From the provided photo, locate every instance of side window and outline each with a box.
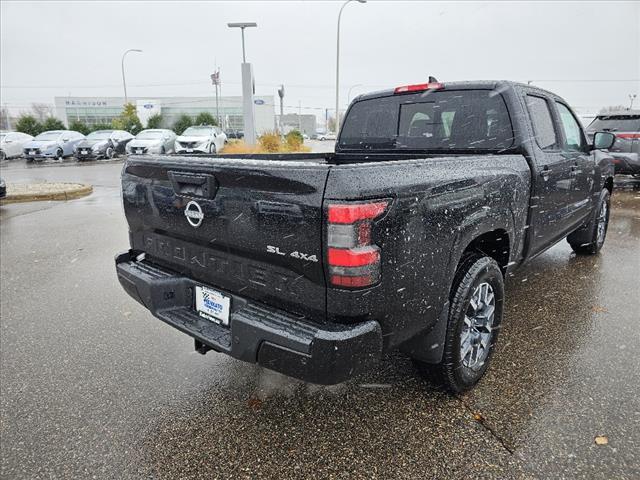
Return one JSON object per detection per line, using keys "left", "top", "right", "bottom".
{"left": 556, "top": 102, "right": 585, "bottom": 151}
{"left": 526, "top": 95, "right": 557, "bottom": 149}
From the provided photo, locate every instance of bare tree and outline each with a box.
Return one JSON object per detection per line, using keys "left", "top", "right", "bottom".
{"left": 31, "top": 103, "right": 53, "bottom": 122}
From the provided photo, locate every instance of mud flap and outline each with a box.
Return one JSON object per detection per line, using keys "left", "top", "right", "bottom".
{"left": 400, "top": 301, "right": 449, "bottom": 364}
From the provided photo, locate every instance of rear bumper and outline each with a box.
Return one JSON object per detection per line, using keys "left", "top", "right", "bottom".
{"left": 611, "top": 152, "right": 640, "bottom": 175}
{"left": 115, "top": 250, "right": 382, "bottom": 384}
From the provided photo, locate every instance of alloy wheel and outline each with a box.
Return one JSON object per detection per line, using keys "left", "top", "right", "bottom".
{"left": 460, "top": 282, "right": 495, "bottom": 370}
{"left": 597, "top": 200, "right": 608, "bottom": 245}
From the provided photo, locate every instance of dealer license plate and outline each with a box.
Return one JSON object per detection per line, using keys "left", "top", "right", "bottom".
{"left": 195, "top": 286, "right": 230, "bottom": 326}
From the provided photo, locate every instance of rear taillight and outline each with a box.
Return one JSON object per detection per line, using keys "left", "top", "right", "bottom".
{"left": 616, "top": 133, "right": 640, "bottom": 139}
{"left": 326, "top": 200, "right": 389, "bottom": 288}
{"left": 394, "top": 82, "right": 444, "bottom": 94}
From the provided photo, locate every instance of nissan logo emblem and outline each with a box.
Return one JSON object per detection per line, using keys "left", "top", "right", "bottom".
{"left": 184, "top": 200, "right": 204, "bottom": 227}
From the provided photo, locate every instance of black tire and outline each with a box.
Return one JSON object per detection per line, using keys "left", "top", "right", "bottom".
{"left": 0, "top": 151, "right": 6, "bottom": 161}
{"left": 416, "top": 254, "right": 504, "bottom": 393}
{"left": 209, "top": 142, "right": 217, "bottom": 154}
{"left": 567, "top": 189, "right": 610, "bottom": 255}
{"left": 160, "top": 146, "right": 166, "bottom": 154}
{"left": 106, "top": 146, "right": 114, "bottom": 159}
{"left": 56, "top": 148, "right": 64, "bottom": 161}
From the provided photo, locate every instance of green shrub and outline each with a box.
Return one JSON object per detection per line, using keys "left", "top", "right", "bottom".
{"left": 41, "top": 117, "right": 66, "bottom": 131}
{"left": 146, "top": 113, "right": 163, "bottom": 129}
{"left": 69, "top": 120, "right": 90, "bottom": 136}
{"left": 173, "top": 114, "right": 194, "bottom": 135}
{"left": 15, "top": 115, "right": 42, "bottom": 136}
{"left": 194, "top": 112, "right": 217, "bottom": 126}
{"left": 111, "top": 103, "right": 143, "bottom": 134}
{"left": 284, "top": 130, "right": 304, "bottom": 151}
{"left": 258, "top": 131, "right": 282, "bottom": 152}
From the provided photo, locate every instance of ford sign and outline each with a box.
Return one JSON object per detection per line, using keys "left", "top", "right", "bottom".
{"left": 143, "top": 104, "right": 154, "bottom": 109}
{"left": 254, "top": 99, "right": 265, "bottom": 105}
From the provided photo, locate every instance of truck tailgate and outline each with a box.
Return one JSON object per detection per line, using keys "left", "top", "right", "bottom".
{"left": 122, "top": 156, "right": 330, "bottom": 321}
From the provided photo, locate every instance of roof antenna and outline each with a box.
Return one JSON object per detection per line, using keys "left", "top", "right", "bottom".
{"left": 428, "top": 76, "right": 438, "bottom": 83}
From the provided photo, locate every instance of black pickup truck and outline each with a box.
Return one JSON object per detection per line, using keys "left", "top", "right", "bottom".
{"left": 116, "top": 81, "right": 615, "bottom": 392}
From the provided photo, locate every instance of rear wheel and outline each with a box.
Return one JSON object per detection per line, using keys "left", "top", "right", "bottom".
{"left": 106, "top": 146, "right": 114, "bottom": 159}
{"left": 0, "top": 151, "right": 6, "bottom": 161}
{"left": 209, "top": 142, "right": 217, "bottom": 154}
{"left": 415, "top": 254, "right": 504, "bottom": 393}
{"left": 56, "top": 148, "right": 64, "bottom": 161}
{"left": 567, "top": 189, "right": 610, "bottom": 255}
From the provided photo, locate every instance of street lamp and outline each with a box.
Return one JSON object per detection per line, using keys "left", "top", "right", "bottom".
{"left": 227, "top": 22, "right": 257, "bottom": 63}
{"left": 335, "top": 0, "right": 366, "bottom": 132}
{"left": 228, "top": 22, "right": 258, "bottom": 144}
{"left": 630, "top": 94, "right": 637, "bottom": 110}
{"left": 121, "top": 49, "right": 142, "bottom": 105}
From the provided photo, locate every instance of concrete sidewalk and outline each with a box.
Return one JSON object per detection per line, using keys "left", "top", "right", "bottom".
{"left": 0, "top": 182, "right": 93, "bottom": 204}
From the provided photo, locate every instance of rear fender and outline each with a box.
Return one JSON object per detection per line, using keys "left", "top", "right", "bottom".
{"left": 400, "top": 208, "right": 514, "bottom": 364}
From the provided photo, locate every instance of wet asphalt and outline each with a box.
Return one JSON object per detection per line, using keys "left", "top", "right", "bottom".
{"left": 0, "top": 159, "right": 639, "bottom": 479}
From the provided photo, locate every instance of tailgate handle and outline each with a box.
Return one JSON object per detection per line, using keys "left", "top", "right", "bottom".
{"left": 168, "top": 172, "right": 218, "bottom": 199}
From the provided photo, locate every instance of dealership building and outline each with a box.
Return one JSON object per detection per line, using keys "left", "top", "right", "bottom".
{"left": 53, "top": 96, "right": 276, "bottom": 133}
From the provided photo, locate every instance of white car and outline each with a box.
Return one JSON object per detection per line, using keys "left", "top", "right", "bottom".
{"left": 126, "top": 129, "right": 177, "bottom": 155}
{"left": 175, "top": 125, "right": 227, "bottom": 154}
{"left": 318, "top": 132, "right": 337, "bottom": 141}
{"left": 0, "top": 131, "right": 33, "bottom": 160}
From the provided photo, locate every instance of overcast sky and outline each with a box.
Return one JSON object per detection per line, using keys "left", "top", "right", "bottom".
{"left": 1, "top": 0, "right": 639, "bottom": 118}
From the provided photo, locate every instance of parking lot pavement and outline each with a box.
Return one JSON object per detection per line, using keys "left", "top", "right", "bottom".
{"left": 1, "top": 160, "right": 639, "bottom": 479}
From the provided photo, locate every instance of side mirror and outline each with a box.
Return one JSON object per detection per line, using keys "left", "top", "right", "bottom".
{"left": 593, "top": 131, "right": 615, "bottom": 150}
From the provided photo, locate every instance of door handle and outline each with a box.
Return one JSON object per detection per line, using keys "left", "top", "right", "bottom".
{"left": 168, "top": 171, "right": 218, "bottom": 199}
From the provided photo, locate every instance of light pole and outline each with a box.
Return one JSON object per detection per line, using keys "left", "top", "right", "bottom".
{"left": 228, "top": 22, "right": 258, "bottom": 144}
{"left": 228, "top": 22, "right": 257, "bottom": 63}
{"left": 121, "top": 49, "right": 142, "bottom": 105}
{"left": 630, "top": 94, "right": 637, "bottom": 110}
{"left": 335, "top": 0, "right": 366, "bottom": 132}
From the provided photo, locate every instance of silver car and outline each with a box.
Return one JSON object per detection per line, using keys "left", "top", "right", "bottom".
{"left": 586, "top": 110, "right": 640, "bottom": 176}
{"left": 0, "top": 131, "right": 33, "bottom": 160}
{"left": 23, "top": 130, "right": 85, "bottom": 161}
{"left": 126, "top": 129, "right": 177, "bottom": 155}
{"left": 175, "top": 126, "right": 227, "bottom": 154}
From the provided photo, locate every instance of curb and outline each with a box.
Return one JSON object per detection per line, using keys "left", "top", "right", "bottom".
{"left": 0, "top": 183, "right": 93, "bottom": 204}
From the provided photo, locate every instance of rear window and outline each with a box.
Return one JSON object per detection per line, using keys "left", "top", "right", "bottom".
{"left": 587, "top": 115, "right": 640, "bottom": 132}
{"left": 338, "top": 89, "right": 514, "bottom": 151}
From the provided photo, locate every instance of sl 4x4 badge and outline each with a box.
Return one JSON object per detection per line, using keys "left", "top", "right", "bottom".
{"left": 267, "top": 245, "right": 318, "bottom": 262}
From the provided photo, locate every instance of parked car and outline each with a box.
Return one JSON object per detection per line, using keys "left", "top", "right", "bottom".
{"left": 115, "top": 80, "right": 615, "bottom": 392}
{"left": 318, "top": 132, "right": 337, "bottom": 141}
{"left": 74, "top": 130, "right": 133, "bottom": 161}
{"left": 175, "top": 126, "right": 226, "bottom": 154}
{"left": 585, "top": 111, "right": 639, "bottom": 176}
{"left": 23, "top": 130, "right": 84, "bottom": 161}
{"left": 0, "top": 131, "right": 33, "bottom": 160}
{"left": 0, "top": 177, "right": 6, "bottom": 198}
{"left": 225, "top": 129, "right": 244, "bottom": 140}
{"left": 126, "top": 129, "right": 176, "bottom": 155}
